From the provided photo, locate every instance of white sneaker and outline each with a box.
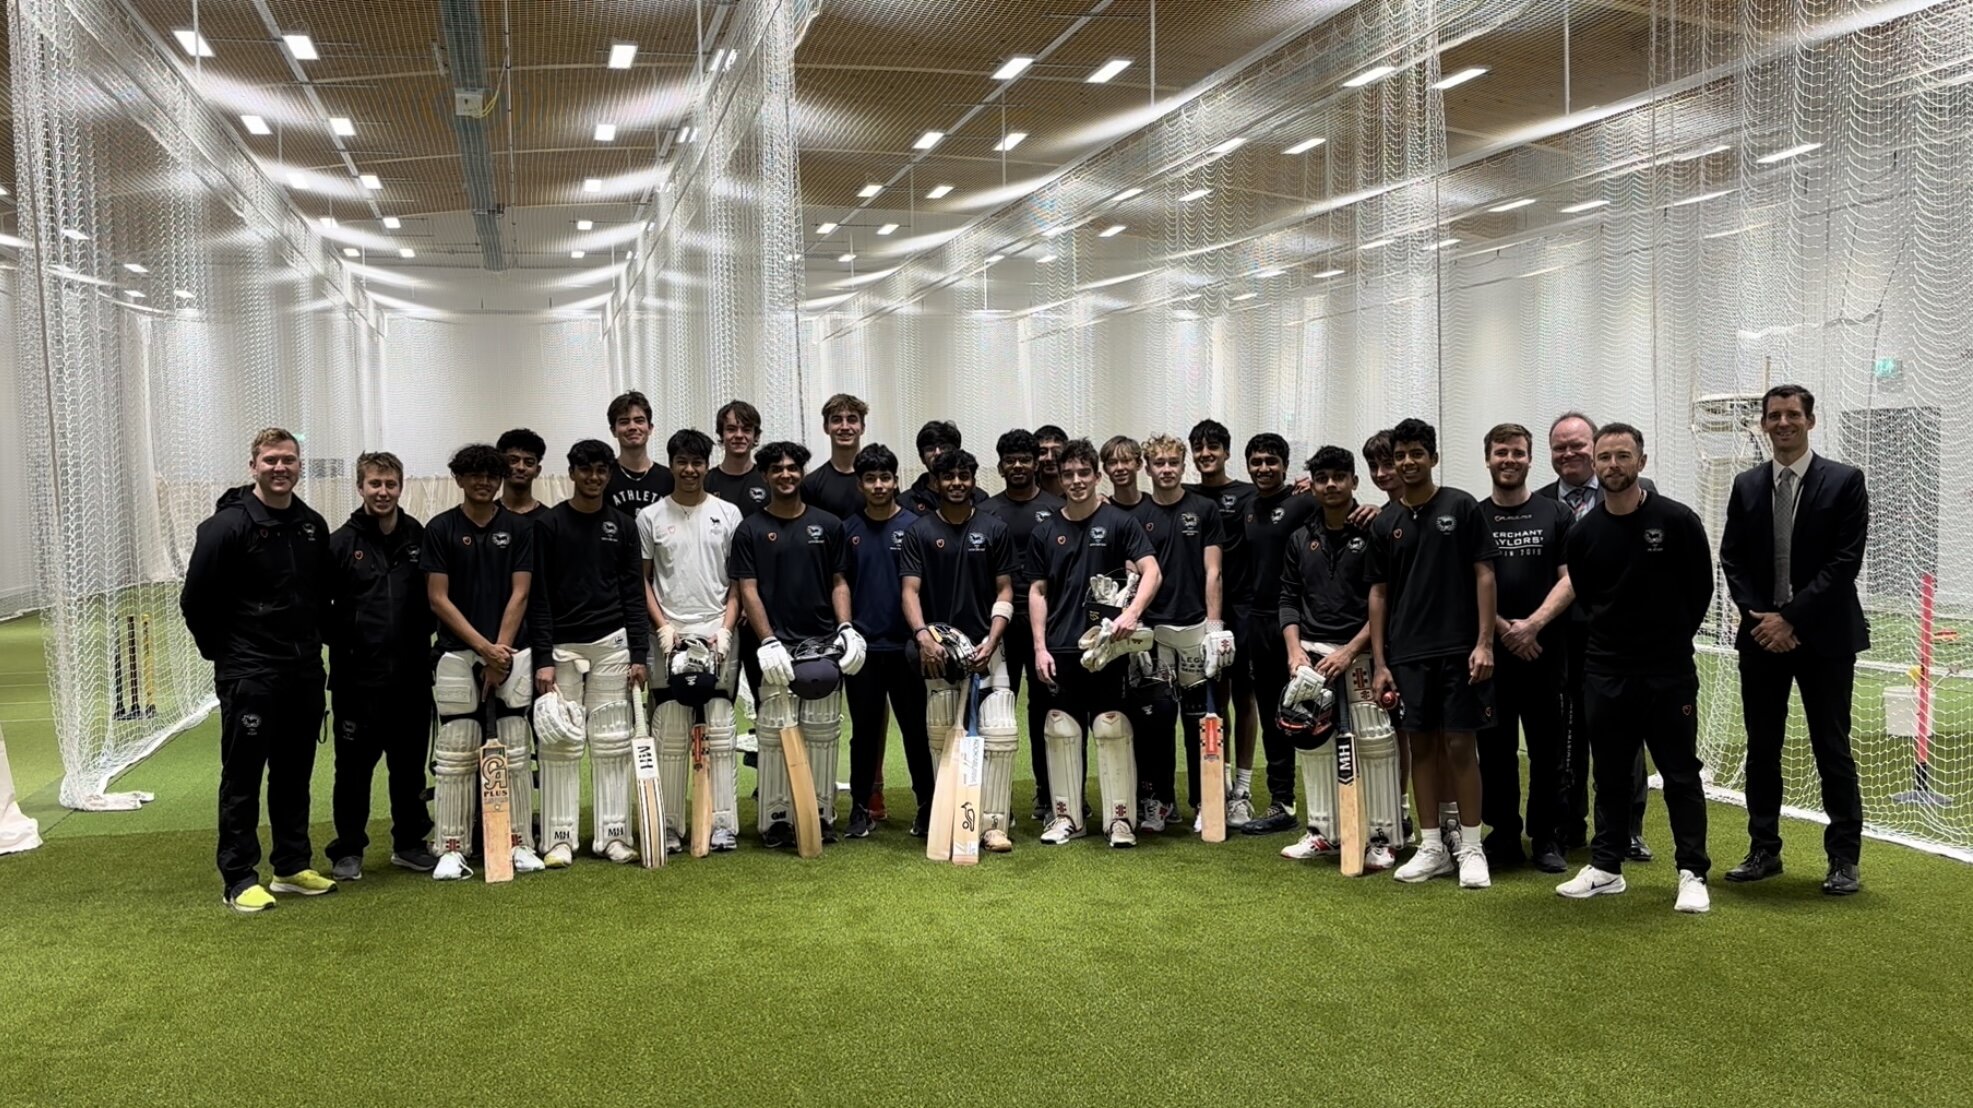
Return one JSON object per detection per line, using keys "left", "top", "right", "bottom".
{"left": 544, "top": 842, "right": 575, "bottom": 869}
{"left": 1107, "top": 820, "right": 1137, "bottom": 849}
{"left": 736, "top": 730, "right": 759, "bottom": 754}
{"left": 1281, "top": 830, "right": 1339, "bottom": 860}
{"left": 1555, "top": 865, "right": 1627, "bottom": 899}
{"left": 1364, "top": 842, "right": 1398, "bottom": 872}
{"left": 1455, "top": 844, "right": 1492, "bottom": 889}
{"left": 1676, "top": 869, "right": 1711, "bottom": 914}
{"left": 432, "top": 851, "right": 472, "bottom": 881}
{"left": 1138, "top": 798, "right": 1165, "bottom": 833}
{"left": 1039, "top": 815, "right": 1086, "bottom": 845}
{"left": 603, "top": 840, "right": 637, "bottom": 865}
{"left": 1394, "top": 843, "right": 1454, "bottom": 883}
{"left": 1191, "top": 811, "right": 1203, "bottom": 834}
{"left": 664, "top": 830, "right": 684, "bottom": 855}
{"left": 512, "top": 846, "right": 546, "bottom": 874}
{"left": 709, "top": 828, "right": 738, "bottom": 852}
{"left": 1227, "top": 790, "right": 1254, "bottom": 827}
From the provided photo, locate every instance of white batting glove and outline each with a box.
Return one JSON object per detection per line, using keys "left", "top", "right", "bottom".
{"left": 713, "top": 627, "right": 732, "bottom": 661}
{"left": 657, "top": 624, "right": 679, "bottom": 657}
{"left": 1204, "top": 624, "right": 1236, "bottom": 678}
{"left": 1283, "top": 665, "right": 1327, "bottom": 706}
{"left": 836, "top": 623, "right": 867, "bottom": 676}
{"left": 757, "top": 637, "right": 794, "bottom": 687}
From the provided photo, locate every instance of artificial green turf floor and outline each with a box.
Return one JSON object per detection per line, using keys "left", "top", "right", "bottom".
{"left": 3, "top": 611, "right": 1973, "bottom": 1107}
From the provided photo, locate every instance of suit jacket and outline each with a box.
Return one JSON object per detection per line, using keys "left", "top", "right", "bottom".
{"left": 1718, "top": 454, "right": 1869, "bottom": 657}
{"left": 1533, "top": 475, "right": 1655, "bottom": 503}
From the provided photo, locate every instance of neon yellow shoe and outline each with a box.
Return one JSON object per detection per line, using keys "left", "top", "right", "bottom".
{"left": 225, "top": 884, "right": 276, "bottom": 913}
{"left": 270, "top": 869, "right": 339, "bottom": 896}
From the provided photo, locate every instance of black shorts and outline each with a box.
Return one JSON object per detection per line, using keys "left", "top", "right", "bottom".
{"left": 1391, "top": 652, "right": 1494, "bottom": 733}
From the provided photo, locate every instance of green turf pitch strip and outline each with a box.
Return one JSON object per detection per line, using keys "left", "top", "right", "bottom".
{"left": 3, "top": 613, "right": 1973, "bottom": 1106}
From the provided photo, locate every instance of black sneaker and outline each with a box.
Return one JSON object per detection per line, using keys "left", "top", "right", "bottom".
{"left": 1483, "top": 836, "right": 1527, "bottom": 869}
{"left": 390, "top": 848, "right": 439, "bottom": 873}
{"left": 847, "top": 806, "right": 873, "bottom": 839}
{"left": 1241, "top": 801, "right": 1298, "bottom": 835}
{"left": 330, "top": 855, "right": 363, "bottom": 882}
{"left": 1531, "top": 841, "right": 1568, "bottom": 874}
{"left": 821, "top": 819, "right": 840, "bottom": 845}
{"left": 762, "top": 821, "right": 794, "bottom": 849}
{"left": 909, "top": 809, "right": 930, "bottom": 838}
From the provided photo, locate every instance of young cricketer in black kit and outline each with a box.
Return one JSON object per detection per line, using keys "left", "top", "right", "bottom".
{"left": 1475, "top": 424, "right": 1575, "bottom": 874}
{"left": 1136, "top": 434, "right": 1232, "bottom": 831}
{"left": 1028, "top": 439, "right": 1161, "bottom": 847}
{"left": 530, "top": 440, "right": 652, "bottom": 866}
{"left": 603, "top": 390, "right": 675, "bottom": 517}
{"left": 731, "top": 441, "right": 860, "bottom": 845}
{"left": 1186, "top": 420, "right": 1262, "bottom": 825}
{"left": 800, "top": 393, "right": 871, "bottom": 520}
{"left": 706, "top": 399, "right": 771, "bottom": 515}
{"left": 421, "top": 444, "right": 539, "bottom": 880}
{"left": 901, "top": 449, "right": 1019, "bottom": 852}
{"left": 980, "top": 429, "right": 1066, "bottom": 819}
{"left": 1555, "top": 423, "right": 1714, "bottom": 914}
{"left": 181, "top": 428, "right": 336, "bottom": 911}
{"left": 498, "top": 428, "right": 550, "bottom": 518}
{"left": 1034, "top": 424, "right": 1069, "bottom": 499}
{"left": 1237, "top": 433, "right": 1318, "bottom": 834}
{"left": 840, "top": 445, "right": 927, "bottom": 837}
{"left": 903, "top": 420, "right": 990, "bottom": 517}
{"left": 1368, "top": 418, "right": 1499, "bottom": 889}
{"left": 325, "top": 451, "right": 438, "bottom": 881}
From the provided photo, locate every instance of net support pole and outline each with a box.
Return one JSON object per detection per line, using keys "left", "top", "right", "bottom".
{"left": 1895, "top": 572, "right": 1951, "bottom": 807}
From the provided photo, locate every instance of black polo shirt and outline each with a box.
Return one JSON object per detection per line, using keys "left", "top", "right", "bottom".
{"left": 728, "top": 505, "right": 848, "bottom": 642}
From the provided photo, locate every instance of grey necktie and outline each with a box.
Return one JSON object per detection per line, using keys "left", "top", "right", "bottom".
{"left": 1565, "top": 485, "right": 1592, "bottom": 520}
{"left": 1773, "top": 467, "right": 1797, "bottom": 606}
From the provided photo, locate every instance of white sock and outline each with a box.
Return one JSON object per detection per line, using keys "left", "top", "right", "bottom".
{"left": 1459, "top": 824, "right": 1483, "bottom": 851}
{"left": 1421, "top": 828, "right": 1442, "bottom": 849}
{"left": 1235, "top": 769, "right": 1253, "bottom": 793}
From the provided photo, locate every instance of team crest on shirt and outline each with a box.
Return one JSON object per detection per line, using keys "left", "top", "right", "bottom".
{"left": 1308, "top": 539, "right": 1320, "bottom": 551}
{"left": 258, "top": 529, "right": 269, "bottom": 538}
{"left": 1180, "top": 512, "right": 1201, "bottom": 536}
{"left": 1347, "top": 536, "right": 1365, "bottom": 553}
{"left": 602, "top": 520, "right": 620, "bottom": 540}
{"left": 341, "top": 719, "right": 357, "bottom": 738}
{"left": 491, "top": 531, "right": 512, "bottom": 548}
{"left": 1056, "top": 535, "right": 1067, "bottom": 545}
{"left": 1036, "top": 509, "right": 1051, "bottom": 522}
{"left": 353, "top": 550, "right": 364, "bottom": 561}
{"left": 241, "top": 713, "right": 261, "bottom": 733}
{"left": 936, "top": 539, "right": 946, "bottom": 550}
{"left": 1221, "top": 493, "right": 1237, "bottom": 511}
{"left": 1434, "top": 515, "right": 1455, "bottom": 534}
{"left": 967, "top": 531, "right": 986, "bottom": 550}
{"left": 1392, "top": 528, "right": 1404, "bottom": 541}
{"left": 1271, "top": 507, "right": 1285, "bottom": 524}
{"left": 406, "top": 545, "right": 420, "bottom": 560}
{"left": 301, "top": 522, "right": 316, "bottom": 538}
{"left": 1682, "top": 703, "right": 1694, "bottom": 716}
{"left": 1090, "top": 527, "right": 1108, "bottom": 546}
{"left": 850, "top": 535, "right": 861, "bottom": 547}
{"left": 766, "top": 531, "right": 778, "bottom": 542}
{"left": 1644, "top": 528, "right": 1665, "bottom": 552}
{"left": 806, "top": 524, "right": 824, "bottom": 544}
{"left": 890, "top": 531, "right": 907, "bottom": 551}
{"left": 749, "top": 487, "right": 767, "bottom": 503}
{"left": 461, "top": 535, "right": 473, "bottom": 547}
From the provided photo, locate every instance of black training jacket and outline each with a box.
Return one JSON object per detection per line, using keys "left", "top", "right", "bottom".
{"left": 180, "top": 485, "right": 333, "bottom": 681}
{"left": 326, "top": 508, "right": 435, "bottom": 689}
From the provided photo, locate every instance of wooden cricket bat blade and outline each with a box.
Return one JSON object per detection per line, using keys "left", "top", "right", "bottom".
{"left": 781, "top": 725, "right": 823, "bottom": 859}
{"left": 1200, "top": 713, "right": 1227, "bottom": 844}
{"left": 1335, "top": 728, "right": 1365, "bottom": 877}
{"left": 925, "top": 724, "right": 962, "bottom": 861}
{"left": 632, "top": 733, "right": 665, "bottom": 869}
{"left": 689, "top": 724, "right": 713, "bottom": 859}
{"left": 951, "top": 733, "right": 984, "bottom": 866}
{"left": 479, "top": 741, "right": 515, "bottom": 884}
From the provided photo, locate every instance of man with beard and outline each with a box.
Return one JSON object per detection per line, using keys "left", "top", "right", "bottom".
{"left": 903, "top": 420, "right": 989, "bottom": 517}
{"left": 981, "top": 429, "right": 1065, "bottom": 819}
{"left": 705, "top": 399, "right": 771, "bottom": 516}
{"left": 1035, "top": 424, "right": 1069, "bottom": 499}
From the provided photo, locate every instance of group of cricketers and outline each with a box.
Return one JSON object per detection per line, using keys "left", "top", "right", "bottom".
{"left": 183, "top": 383, "right": 1871, "bottom": 916}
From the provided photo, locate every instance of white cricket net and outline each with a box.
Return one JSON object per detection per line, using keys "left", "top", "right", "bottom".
{"left": 795, "top": 0, "right": 1973, "bottom": 858}
{"left": 8, "top": 0, "right": 381, "bottom": 809}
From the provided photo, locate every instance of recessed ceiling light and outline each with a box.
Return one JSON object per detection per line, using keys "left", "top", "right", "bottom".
{"left": 1042, "top": 225, "right": 1070, "bottom": 239}
{"left": 1359, "top": 237, "right": 1393, "bottom": 250}
{"left": 1210, "top": 137, "right": 1246, "bottom": 156}
{"left": 913, "top": 130, "right": 945, "bottom": 150}
{"left": 342, "top": 247, "right": 359, "bottom": 257}
{"left": 677, "top": 126, "right": 698, "bottom": 143}
{"left": 994, "top": 132, "right": 1028, "bottom": 152}
{"left": 0, "top": 186, "right": 10, "bottom": 197}
{"left": 608, "top": 43, "right": 638, "bottom": 69}
{"left": 576, "top": 220, "right": 595, "bottom": 231}
{"left": 60, "top": 228, "right": 90, "bottom": 241}
{"left": 926, "top": 184, "right": 954, "bottom": 199}
{"left": 1253, "top": 267, "right": 1286, "bottom": 278}
{"left": 241, "top": 114, "right": 271, "bottom": 135}
{"left": 1342, "top": 65, "right": 1396, "bottom": 88}
{"left": 985, "top": 254, "right": 1004, "bottom": 264}
{"left": 172, "top": 289, "right": 195, "bottom": 300}
{"left": 1113, "top": 187, "right": 1144, "bottom": 202}
{"left": 1087, "top": 58, "right": 1131, "bottom": 84}
{"left": 992, "top": 56, "right": 1034, "bottom": 80}
{"left": 838, "top": 253, "right": 856, "bottom": 263}
{"left": 877, "top": 223, "right": 898, "bottom": 235}
{"left": 1669, "top": 189, "right": 1735, "bottom": 207}
{"left": 711, "top": 48, "right": 737, "bottom": 72}
{"left": 1283, "top": 137, "right": 1326, "bottom": 155}
{"left": 1488, "top": 198, "right": 1537, "bottom": 213}
{"left": 858, "top": 183, "right": 883, "bottom": 198}
{"left": 1037, "top": 253, "right": 1057, "bottom": 264}
{"left": 583, "top": 178, "right": 602, "bottom": 192}
{"left": 172, "top": 30, "right": 214, "bottom": 58}
{"left": 1559, "top": 199, "right": 1610, "bottom": 213}
{"left": 1429, "top": 238, "right": 1460, "bottom": 250}
{"left": 382, "top": 216, "right": 402, "bottom": 229}
{"left": 1433, "top": 66, "right": 1489, "bottom": 90}
{"left": 319, "top": 216, "right": 337, "bottom": 228}
{"left": 1178, "top": 188, "right": 1211, "bottom": 202}
{"left": 123, "top": 262, "right": 149, "bottom": 274}
{"left": 1756, "top": 141, "right": 1822, "bottom": 164}
{"left": 1313, "top": 268, "right": 1345, "bottom": 278}
{"left": 398, "top": 248, "right": 415, "bottom": 258}
{"left": 359, "top": 174, "right": 382, "bottom": 190}
{"left": 330, "top": 117, "right": 356, "bottom": 137}
{"left": 283, "top": 34, "right": 319, "bottom": 61}
{"left": 289, "top": 172, "right": 310, "bottom": 190}
{"left": 594, "top": 123, "right": 617, "bottom": 142}
{"left": 816, "top": 223, "right": 839, "bottom": 236}
{"left": 1230, "top": 292, "right": 1258, "bottom": 302}
{"left": 124, "top": 289, "right": 146, "bottom": 299}
{"left": 571, "top": 250, "right": 587, "bottom": 259}
{"left": 1099, "top": 224, "right": 1126, "bottom": 238}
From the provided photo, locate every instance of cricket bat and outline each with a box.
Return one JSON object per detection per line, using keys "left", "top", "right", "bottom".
{"left": 689, "top": 721, "right": 713, "bottom": 859}
{"left": 632, "top": 695, "right": 666, "bottom": 869}
{"left": 925, "top": 714, "right": 963, "bottom": 862}
{"left": 951, "top": 679, "right": 985, "bottom": 866}
{"left": 1200, "top": 683, "right": 1226, "bottom": 843}
{"left": 479, "top": 696, "right": 514, "bottom": 884}
{"left": 781, "top": 723, "right": 823, "bottom": 859}
{"left": 1335, "top": 722, "right": 1365, "bottom": 877}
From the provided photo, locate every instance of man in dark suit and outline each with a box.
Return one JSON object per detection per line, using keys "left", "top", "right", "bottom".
{"left": 1538, "top": 412, "right": 1653, "bottom": 862}
{"left": 1719, "top": 384, "right": 1868, "bottom": 895}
